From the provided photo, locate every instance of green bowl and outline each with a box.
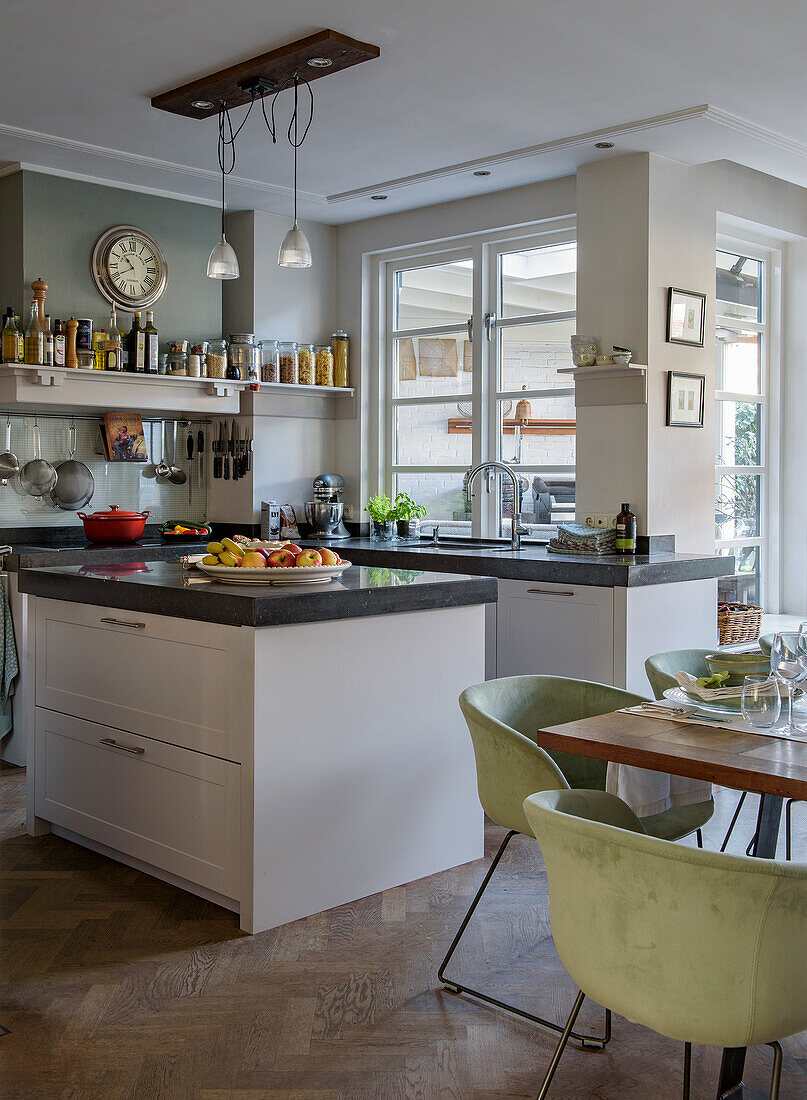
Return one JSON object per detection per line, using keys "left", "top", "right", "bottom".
{"left": 704, "top": 650, "right": 770, "bottom": 685}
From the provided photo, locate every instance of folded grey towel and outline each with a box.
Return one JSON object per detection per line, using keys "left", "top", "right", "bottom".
{"left": 0, "top": 581, "right": 18, "bottom": 709}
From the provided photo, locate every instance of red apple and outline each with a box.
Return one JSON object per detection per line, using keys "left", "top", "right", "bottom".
{"left": 318, "top": 547, "right": 339, "bottom": 566}
{"left": 296, "top": 549, "right": 323, "bottom": 568}
{"left": 283, "top": 543, "right": 303, "bottom": 556}
{"left": 239, "top": 551, "right": 267, "bottom": 568}
{"left": 267, "top": 548, "right": 297, "bottom": 568}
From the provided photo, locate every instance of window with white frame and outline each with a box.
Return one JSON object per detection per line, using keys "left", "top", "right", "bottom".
{"left": 384, "top": 233, "right": 576, "bottom": 538}
{"left": 715, "top": 245, "right": 776, "bottom": 607}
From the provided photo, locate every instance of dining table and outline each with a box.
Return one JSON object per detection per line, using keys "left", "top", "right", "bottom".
{"left": 536, "top": 707, "right": 807, "bottom": 1100}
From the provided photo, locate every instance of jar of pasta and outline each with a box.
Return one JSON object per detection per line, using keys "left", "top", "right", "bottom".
{"left": 314, "top": 344, "right": 334, "bottom": 386}
{"left": 167, "top": 350, "right": 187, "bottom": 376}
{"left": 260, "top": 340, "right": 279, "bottom": 383}
{"left": 279, "top": 341, "right": 299, "bottom": 385}
{"left": 206, "top": 338, "right": 227, "bottom": 379}
{"left": 298, "top": 343, "right": 315, "bottom": 385}
{"left": 332, "top": 330, "right": 349, "bottom": 388}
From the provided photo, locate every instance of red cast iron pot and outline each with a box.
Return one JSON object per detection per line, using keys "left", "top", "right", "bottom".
{"left": 77, "top": 504, "right": 150, "bottom": 544}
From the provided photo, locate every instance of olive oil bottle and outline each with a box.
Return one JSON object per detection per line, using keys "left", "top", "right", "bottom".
{"left": 143, "top": 310, "right": 159, "bottom": 374}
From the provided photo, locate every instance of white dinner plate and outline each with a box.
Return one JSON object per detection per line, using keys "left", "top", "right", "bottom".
{"left": 196, "top": 560, "right": 352, "bottom": 585}
{"left": 663, "top": 685, "right": 743, "bottom": 714}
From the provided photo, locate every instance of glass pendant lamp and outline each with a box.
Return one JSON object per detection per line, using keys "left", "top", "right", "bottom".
{"left": 278, "top": 77, "right": 312, "bottom": 268}
{"left": 207, "top": 156, "right": 239, "bottom": 280}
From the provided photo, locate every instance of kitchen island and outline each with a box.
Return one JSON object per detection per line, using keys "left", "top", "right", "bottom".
{"left": 18, "top": 560, "right": 496, "bottom": 933}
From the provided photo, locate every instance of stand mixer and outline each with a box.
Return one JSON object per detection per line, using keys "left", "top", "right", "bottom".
{"left": 304, "top": 474, "right": 352, "bottom": 540}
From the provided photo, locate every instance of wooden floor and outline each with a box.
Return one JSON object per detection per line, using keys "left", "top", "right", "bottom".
{"left": 2, "top": 763, "right": 806, "bottom": 1099}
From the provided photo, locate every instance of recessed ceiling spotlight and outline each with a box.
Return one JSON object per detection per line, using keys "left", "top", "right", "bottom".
{"left": 595, "top": 141, "right": 614, "bottom": 149}
{"left": 192, "top": 100, "right": 215, "bottom": 110}
{"left": 473, "top": 170, "right": 491, "bottom": 177}
{"left": 371, "top": 194, "right": 388, "bottom": 201}
{"left": 307, "top": 57, "right": 333, "bottom": 68}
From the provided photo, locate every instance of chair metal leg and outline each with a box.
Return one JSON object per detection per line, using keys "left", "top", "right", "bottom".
{"left": 785, "top": 799, "right": 795, "bottom": 861}
{"left": 767, "top": 1040, "right": 783, "bottom": 1100}
{"left": 683, "top": 1042, "right": 692, "bottom": 1100}
{"left": 438, "top": 829, "right": 611, "bottom": 1049}
{"left": 535, "top": 989, "right": 586, "bottom": 1100}
{"left": 720, "top": 791, "right": 747, "bottom": 852}
{"left": 696, "top": 829, "right": 703, "bottom": 849}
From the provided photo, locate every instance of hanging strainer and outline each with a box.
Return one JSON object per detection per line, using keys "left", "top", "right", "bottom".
{"left": 19, "top": 420, "right": 57, "bottom": 498}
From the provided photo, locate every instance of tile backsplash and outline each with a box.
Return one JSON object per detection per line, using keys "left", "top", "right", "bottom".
{"left": 0, "top": 414, "right": 206, "bottom": 527}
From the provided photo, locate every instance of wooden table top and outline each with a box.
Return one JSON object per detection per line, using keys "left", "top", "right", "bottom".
{"left": 538, "top": 710, "right": 807, "bottom": 801}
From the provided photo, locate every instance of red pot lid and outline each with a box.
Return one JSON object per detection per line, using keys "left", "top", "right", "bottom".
{"left": 82, "top": 504, "right": 148, "bottom": 520}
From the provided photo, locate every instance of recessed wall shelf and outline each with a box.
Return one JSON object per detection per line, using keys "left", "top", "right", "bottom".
{"left": 0, "top": 365, "right": 355, "bottom": 420}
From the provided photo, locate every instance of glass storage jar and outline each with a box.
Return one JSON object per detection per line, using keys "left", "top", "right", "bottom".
{"left": 206, "top": 338, "right": 227, "bottom": 379}
{"left": 314, "top": 344, "right": 334, "bottom": 386}
{"left": 260, "top": 340, "right": 279, "bottom": 383}
{"left": 298, "top": 343, "right": 315, "bottom": 385}
{"left": 332, "top": 330, "right": 349, "bottom": 387}
{"left": 279, "top": 341, "right": 299, "bottom": 384}
{"left": 228, "top": 333, "right": 259, "bottom": 381}
{"left": 167, "top": 350, "right": 187, "bottom": 376}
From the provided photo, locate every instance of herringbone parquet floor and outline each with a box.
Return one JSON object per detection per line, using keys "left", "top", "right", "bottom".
{"left": 1, "top": 762, "right": 806, "bottom": 1099}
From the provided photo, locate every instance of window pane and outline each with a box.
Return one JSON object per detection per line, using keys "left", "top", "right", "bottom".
{"left": 716, "top": 249, "right": 762, "bottom": 323}
{"left": 715, "top": 473, "right": 761, "bottom": 539}
{"left": 716, "top": 400, "right": 761, "bottom": 466}
{"left": 394, "top": 471, "right": 470, "bottom": 529}
{"left": 393, "top": 402, "right": 473, "bottom": 466}
{"left": 717, "top": 545, "right": 762, "bottom": 607}
{"left": 505, "top": 468, "right": 575, "bottom": 528}
{"left": 394, "top": 260, "right": 473, "bottom": 330}
{"left": 499, "top": 243, "right": 576, "bottom": 320}
{"left": 716, "top": 329, "right": 761, "bottom": 393}
{"left": 498, "top": 320, "right": 575, "bottom": 391}
{"left": 393, "top": 332, "right": 472, "bottom": 398}
{"left": 497, "top": 397, "right": 575, "bottom": 467}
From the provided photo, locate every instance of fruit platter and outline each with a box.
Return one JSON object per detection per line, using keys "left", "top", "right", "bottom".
{"left": 196, "top": 537, "right": 351, "bottom": 585}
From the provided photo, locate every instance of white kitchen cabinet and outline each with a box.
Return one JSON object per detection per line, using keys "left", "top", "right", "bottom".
{"left": 34, "top": 598, "right": 247, "bottom": 759}
{"left": 495, "top": 578, "right": 614, "bottom": 683}
{"left": 34, "top": 707, "right": 241, "bottom": 900}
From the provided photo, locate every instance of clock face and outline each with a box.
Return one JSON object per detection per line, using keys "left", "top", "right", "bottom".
{"left": 91, "top": 225, "right": 168, "bottom": 309}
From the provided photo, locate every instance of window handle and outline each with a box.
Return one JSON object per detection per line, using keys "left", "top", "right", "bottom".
{"left": 485, "top": 312, "right": 497, "bottom": 341}
{"left": 466, "top": 316, "right": 473, "bottom": 341}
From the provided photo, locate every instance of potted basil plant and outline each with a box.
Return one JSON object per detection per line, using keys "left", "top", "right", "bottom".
{"left": 392, "top": 492, "right": 427, "bottom": 542}
{"left": 365, "top": 494, "right": 396, "bottom": 541}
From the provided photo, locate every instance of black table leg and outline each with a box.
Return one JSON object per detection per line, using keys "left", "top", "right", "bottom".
{"left": 714, "top": 794, "right": 784, "bottom": 1099}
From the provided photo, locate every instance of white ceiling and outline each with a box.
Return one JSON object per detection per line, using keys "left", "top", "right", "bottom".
{"left": 2, "top": 0, "right": 807, "bottom": 223}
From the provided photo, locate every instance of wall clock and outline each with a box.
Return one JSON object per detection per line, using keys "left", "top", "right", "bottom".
{"left": 91, "top": 225, "right": 168, "bottom": 310}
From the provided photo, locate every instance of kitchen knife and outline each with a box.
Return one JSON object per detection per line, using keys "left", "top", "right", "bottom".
{"left": 197, "top": 429, "right": 204, "bottom": 490}
{"left": 186, "top": 426, "right": 194, "bottom": 504}
{"left": 222, "top": 421, "right": 229, "bottom": 480}
{"left": 232, "top": 421, "right": 239, "bottom": 481}
{"left": 245, "top": 431, "right": 252, "bottom": 474}
{"left": 213, "top": 422, "right": 222, "bottom": 479}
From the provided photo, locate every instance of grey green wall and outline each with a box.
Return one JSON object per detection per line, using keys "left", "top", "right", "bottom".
{"left": 17, "top": 171, "right": 221, "bottom": 342}
{"left": 0, "top": 174, "right": 24, "bottom": 315}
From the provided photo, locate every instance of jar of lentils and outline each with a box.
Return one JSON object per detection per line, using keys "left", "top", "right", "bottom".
{"left": 298, "top": 343, "right": 315, "bottom": 385}
{"left": 279, "top": 341, "right": 299, "bottom": 385}
{"left": 260, "top": 340, "right": 279, "bottom": 383}
{"left": 206, "top": 338, "right": 228, "bottom": 379}
{"left": 314, "top": 344, "right": 334, "bottom": 386}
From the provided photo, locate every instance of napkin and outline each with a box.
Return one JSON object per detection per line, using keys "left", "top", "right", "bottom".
{"left": 674, "top": 671, "right": 743, "bottom": 700}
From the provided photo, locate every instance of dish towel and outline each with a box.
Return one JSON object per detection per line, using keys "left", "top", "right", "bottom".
{"left": 0, "top": 581, "right": 19, "bottom": 710}
{"left": 606, "top": 763, "right": 713, "bottom": 820}
{"left": 548, "top": 522, "right": 617, "bottom": 556}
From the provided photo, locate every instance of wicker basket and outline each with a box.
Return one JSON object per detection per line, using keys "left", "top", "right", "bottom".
{"left": 718, "top": 603, "right": 762, "bottom": 646}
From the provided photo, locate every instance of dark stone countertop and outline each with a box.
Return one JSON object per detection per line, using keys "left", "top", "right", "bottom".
{"left": 4, "top": 537, "right": 206, "bottom": 570}
{"left": 298, "top": 537, "right": 733, "bottom": 587}
{"left": 17, "top": 560, "right": 498, "bottom": 628}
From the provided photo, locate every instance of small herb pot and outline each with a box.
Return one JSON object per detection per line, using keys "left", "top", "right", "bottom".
{"left": 396, "top": 518, "right": 421, "bottom": 542}
{"left": 371, "top": 520, "right": 396, "bottom": 541}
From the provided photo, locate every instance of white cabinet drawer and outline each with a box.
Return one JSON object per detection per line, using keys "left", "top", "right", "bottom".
{"left": 34, "top": 598, "right": 247, "bottom": 758}
{"left": 34, "top": 707, "right": 240, "bottom": 899}
{"left": 496, "top": 579, "right": 614, "bottom": 684}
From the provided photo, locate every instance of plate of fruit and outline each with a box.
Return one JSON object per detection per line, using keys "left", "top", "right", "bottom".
{"left": 198, "top": 538, "right": 351, "bottom": 584}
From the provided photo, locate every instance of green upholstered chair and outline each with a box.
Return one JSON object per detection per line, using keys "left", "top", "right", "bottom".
{"left": 645, "top": 649, "right": 798, "bottom": 859}
{"left": 759, "top": 633, "right": 774, "bottom": 655}
{"left": 440, "top": 675, "right": 714, "bottom": 1046}
{"left": 522, "top": 788, "right": 807, "bottom": 1099}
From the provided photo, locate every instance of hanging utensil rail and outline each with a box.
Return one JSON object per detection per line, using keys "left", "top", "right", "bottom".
{"left": 0, "top": 411, "right": 213, "bottom": 424}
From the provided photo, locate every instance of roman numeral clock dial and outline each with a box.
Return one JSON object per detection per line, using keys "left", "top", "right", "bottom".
{"left": 91, "top": 225, "right": 167, "bottom": 310}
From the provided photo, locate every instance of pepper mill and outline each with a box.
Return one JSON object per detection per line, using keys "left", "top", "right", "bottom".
{"left": 64, "top": 318, "right": 78, "bottom": 369}
{"left": 31, "top": 278, "right": 47, "bottom": 326}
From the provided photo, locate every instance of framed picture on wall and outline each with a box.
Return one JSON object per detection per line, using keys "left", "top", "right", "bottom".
{"left": 666, "top": 287, "right": 706, "bottom": 347}
{"left": 666, "top": 371, "right": 705, "bottom": 427}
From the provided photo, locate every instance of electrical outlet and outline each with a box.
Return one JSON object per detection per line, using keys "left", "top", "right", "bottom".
{"left": 583, "top": 512, "right": 616, "bottom": 529}
{"left": 343, "top": 504, "right": 354, "bottom": 521}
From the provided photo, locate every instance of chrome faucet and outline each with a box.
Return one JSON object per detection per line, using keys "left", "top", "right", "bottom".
{"left": 466, "top": 460, "right": 527, "bottom": 551}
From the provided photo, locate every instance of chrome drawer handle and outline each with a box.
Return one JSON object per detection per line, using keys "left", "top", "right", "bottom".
{"left": 100, "top": 618, "right": 146, "bottom": 629}
{"left": 527, "top": 588, "right": 575, "bottom": 597}
{"left": 99, "top": 737, "right": 145, "bottom": 756}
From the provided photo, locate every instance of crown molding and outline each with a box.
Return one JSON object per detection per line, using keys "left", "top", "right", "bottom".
{"left": 0, "top": 120, "right": 326, "bottom": 206}
{"left": 703, "top": 106, "right": 807, "bottom": 161}
{"left": 325, "top": 105, "right": 713, "bottom": 203}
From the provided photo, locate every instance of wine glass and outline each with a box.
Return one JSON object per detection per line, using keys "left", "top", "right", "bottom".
{"left": 770, "top": 632, "right": 807, "bottom": 734}
{"left": 741, "top": 675, "right": 781, "bottom": 728}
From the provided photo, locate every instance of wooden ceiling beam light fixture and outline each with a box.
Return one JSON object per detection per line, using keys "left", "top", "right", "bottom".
{"left": 152, "top": 30, "right": 380, "bottom": 119}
